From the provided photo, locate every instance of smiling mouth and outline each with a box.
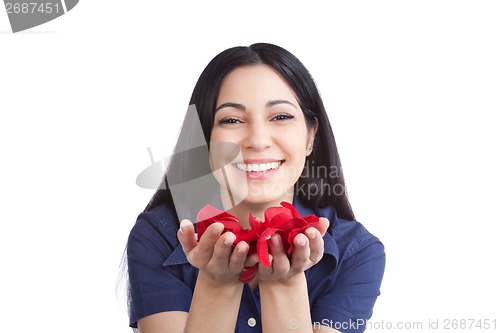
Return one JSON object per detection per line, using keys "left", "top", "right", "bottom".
{"left": 233, "top": 160, "right": 284, "bottom": 172}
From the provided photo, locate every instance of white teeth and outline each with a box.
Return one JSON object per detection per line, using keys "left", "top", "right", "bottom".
{"left": 235, "top": 161, "right": 283, "bottom": 172}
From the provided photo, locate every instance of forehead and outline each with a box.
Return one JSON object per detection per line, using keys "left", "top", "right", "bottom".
{"left": 217, "top": 64, "right": 298, "bottom": 104}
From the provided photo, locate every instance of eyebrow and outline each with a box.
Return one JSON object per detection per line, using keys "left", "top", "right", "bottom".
{"left": 215, "top": 99, "right": 297, "bottom": 112}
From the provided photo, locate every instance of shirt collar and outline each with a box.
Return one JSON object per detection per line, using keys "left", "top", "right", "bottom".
{"left": 163, "top": 197, "right": 340, "bottom": 268}
{"left": 163, "top": 240, "right": 190, "bottom": 266}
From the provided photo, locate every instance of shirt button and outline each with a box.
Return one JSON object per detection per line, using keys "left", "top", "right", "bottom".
{"left": 247, "top": 317, "right": 257, "bottom": 327}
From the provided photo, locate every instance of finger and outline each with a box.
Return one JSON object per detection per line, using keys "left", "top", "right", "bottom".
{"left": 290, "top": 233, "right": 310, "bottom": 273}
{"left": 305, "top": 227, "right": 324, "bottom": 263}
{"left": 190, "top": 222, "right": 224, "bottom": 264}
{"left": 258, "top": 253, "right": 274, "bottom": 275}
{"left": 316, "top": 217, "right": 330, "bottom": 236}
{"left": 210, "top": 231, "right": 236, "bottom": 268}
{"left": 268, "top": 234, "right": 289, "bottom": 275}
{"left": 177, "top": 220, "right": 197, "bottom": 253}
{"left": 244, "top": 252, "right": 260, "bottom": 268}
{"left": 228, "top": 241, "right": 249, "bottom": 274}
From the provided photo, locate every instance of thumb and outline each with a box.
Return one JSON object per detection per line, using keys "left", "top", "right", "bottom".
{"left": 177, "top": 219, "right": 197, "bottom": 253}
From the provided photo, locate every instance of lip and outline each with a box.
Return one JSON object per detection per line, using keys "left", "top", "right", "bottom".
{"left": 231, "top": 159, "right": 285, "bottom": 180}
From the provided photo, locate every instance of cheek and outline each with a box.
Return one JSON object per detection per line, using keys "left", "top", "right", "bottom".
{"left": 209, "top": 129, "right": 220, "bottom": 142}
{"left": 283, "top": 133, "right": 308, "bottom": 157}
{"left": 209, "top": 141, "right": 242, "bottom": 172}
{"left": 210, "top": 128, "right": 238, "bottom": 144}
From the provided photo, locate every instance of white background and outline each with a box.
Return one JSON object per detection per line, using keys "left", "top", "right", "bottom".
{"left": 1, "top": 1, "right": 499, "bottom": 332}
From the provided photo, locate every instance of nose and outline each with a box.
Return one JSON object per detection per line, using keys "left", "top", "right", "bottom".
{"left": 243, "top": 120, "right": 272, "bottom": 151}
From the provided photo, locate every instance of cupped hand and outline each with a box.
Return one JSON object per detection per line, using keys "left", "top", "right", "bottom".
{"left": 177, "top": 220, "right": 249, "bottom": 285}
{"left": 245, "top": 217, "right": 330, "bottom": 284}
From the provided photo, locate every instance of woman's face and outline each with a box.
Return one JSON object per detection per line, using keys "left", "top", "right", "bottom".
{"left": 209, "top": 64, "right": 316, "bottom": 207}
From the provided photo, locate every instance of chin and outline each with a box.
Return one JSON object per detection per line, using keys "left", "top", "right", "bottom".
{"left": 242, "top": 189, "right": 292, "bottom": 207}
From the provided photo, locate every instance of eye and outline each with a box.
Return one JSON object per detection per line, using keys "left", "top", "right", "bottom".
{"left": 273, "top": 114, "right": 294, "bottom": 121}
{"left": 218, "top": 117, "right": 243, "bottom": 124}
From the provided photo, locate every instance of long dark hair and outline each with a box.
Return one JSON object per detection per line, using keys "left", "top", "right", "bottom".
{"left": 144, "top": 43, "right": 355, "bottom": 221}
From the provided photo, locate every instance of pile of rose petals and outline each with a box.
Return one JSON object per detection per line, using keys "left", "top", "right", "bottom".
{"left": 196, "top": 202, "right": 320, "bottom": 283}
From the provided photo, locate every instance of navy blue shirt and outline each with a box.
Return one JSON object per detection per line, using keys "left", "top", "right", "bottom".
{"left": 127, "top": 197, "right": 385, "bottom": 332}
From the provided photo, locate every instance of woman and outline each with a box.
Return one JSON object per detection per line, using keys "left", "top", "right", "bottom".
{"left": 126, "top": 43, "right": 385, "bottom": 333}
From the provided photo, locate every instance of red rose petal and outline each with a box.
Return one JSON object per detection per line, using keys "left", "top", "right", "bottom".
{"left": 195, "top": 219, "right": 211, "bottom": 240}
{"left": 196, "top": 205, "right": 242, "bottom": 241}
{"left": 196, "top": 205, "right": 225, "bottom": 222}
{"left": 268, "top": 212, "right": 295, "bottom": 228}
{"left": 264, "top": 207, "right": 292, "bottom": 225}
{"left": 257, "top": 228, "right": 280, "bottom": 267}
{"left": 239, "top": 264, "right": 258, "bottom": 284}
{"left": 196, "top": 219, "right": 243, "bottom": 241}
{"left": 195, "top": 202, "right": 321, "bottom": 279}
{"left": 280, "top": 201, "right": 301, "bottom": 219}
{"left": 303, "top": 214, "right": 320, "bottom": 223}
{"left": 220, "top": 220, "right": 244, "bottom": 233}
{"left": 249, "top": 213, "right": 266, "bottom": 235}
{"left": 275, "top": 217, "right": 307, "bottom": 231}
{"left": 196, "top": 205, "right": 239, "bottom": 224}
{"left": 234, "top": 228, "right": 258, "bottom": 244}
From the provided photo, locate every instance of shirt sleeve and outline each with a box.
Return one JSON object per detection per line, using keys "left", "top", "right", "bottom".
{"left": 311, "top": 237, "right": 386, "bottom": 333}
{"left": 127, "top": 213, "right": 193, "bottom": 328}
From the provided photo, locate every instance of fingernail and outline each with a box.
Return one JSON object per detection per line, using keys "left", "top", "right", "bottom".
{"left": 237, "top": 244, "right": 248, "bottom": 254}
{"left": 272, "top": 234, "right": 280, "bottom": 247}
{"left": 298, "top": 238, "right": 307, "bottom": 247}
{"left": 308, "top": 229, "right": 317, "bottom": 239}
{"left": 179, "top": 220, "right": 190, "bottom": 234}
{"left": 224, "top": 234, "right": 236, "bottom": 246}
{"left": 213, "top": 223, "right": 223, "bottom": 235}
